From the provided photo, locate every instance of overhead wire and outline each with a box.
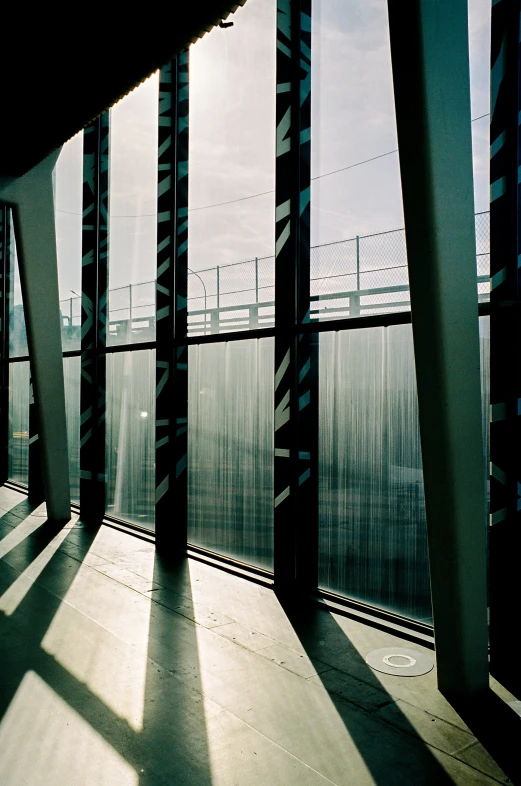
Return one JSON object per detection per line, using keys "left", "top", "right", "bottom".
{"left": 55, "top": 112, "right": 490, "bottom": 218}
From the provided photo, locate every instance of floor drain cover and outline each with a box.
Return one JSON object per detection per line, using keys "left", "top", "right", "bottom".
{"left": 366, "top": 647, "right": 434, "bottom": 677}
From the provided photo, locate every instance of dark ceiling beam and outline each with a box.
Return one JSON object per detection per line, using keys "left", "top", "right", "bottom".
{"left": 0, "top": 2, "right": 246, "bottom": 177}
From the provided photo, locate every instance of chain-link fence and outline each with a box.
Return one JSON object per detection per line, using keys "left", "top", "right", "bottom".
{"left": 51, "top": 211, "right": 491, "bottom": 347}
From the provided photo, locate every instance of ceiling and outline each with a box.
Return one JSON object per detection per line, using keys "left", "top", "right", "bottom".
{"left": 0, "top": 1, "right": 246, "bottom": 177}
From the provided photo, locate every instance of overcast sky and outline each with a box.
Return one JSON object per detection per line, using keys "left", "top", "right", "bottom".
{"left": 50, "top": 0, "right": 491, "bottom": 309}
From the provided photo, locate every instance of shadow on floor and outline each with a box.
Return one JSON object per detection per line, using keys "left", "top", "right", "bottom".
{"left": 450, "top": 689, "right": 521, "bottom": 785}
{"left": 0, "top": 509, "right": 213, "bottom": 786}
{"left": 280, "top": 596, "right": 498, "bottom": 785}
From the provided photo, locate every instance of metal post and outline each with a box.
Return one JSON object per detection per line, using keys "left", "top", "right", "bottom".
{"left": 356, "top": 234, "right": 360, "bottom": 291}
{"left": 351, "top": 235, "right": 361, "bottom": 317}
{"left": 216, "top": 265, "right": 220, "bottom": 310}
{"left": 388, "top": 0, "right": 489, "bottom": 700}
{"left": 255, "top": 256, "right": 259, "bottom": 303}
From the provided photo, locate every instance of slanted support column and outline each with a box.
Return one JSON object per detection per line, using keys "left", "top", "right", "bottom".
{"left": 387, "top": 0, "right": 488, "bottom": 700}
{"left": 0, "top": 152, "right": 70, "bottom": 521}
{"left": 155, "top": 53, "right": 189, "bottom": 552}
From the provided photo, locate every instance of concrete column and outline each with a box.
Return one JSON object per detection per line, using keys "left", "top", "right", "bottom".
{"left": 1, "top": 151, "right": 71, "bottom": 521}
{"left": 387, "top": 0, "right": 489, "bottom": 700}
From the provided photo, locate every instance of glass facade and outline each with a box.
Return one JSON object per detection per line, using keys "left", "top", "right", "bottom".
{"left": 188, "top": 338, "right": 274, "bottom": 569}
{"left": 188, "top": 0, "right": 276, "bottom": 336}
{"left": 8, "top": 362, "right": 29, "bottom": 485}
{"left": 108, "top": 73, "right": 159, "bottom": 347}
{"left": 106, "top": 351, "right": 155, "bottom": 529}
{"left": 1, "top": 2, "right": 493, "bottom": 627}
{"left": 64, "top": 356, "right": 81, "bottom": 504}
{"left": 55, "top": 133, "right": 83, "bottom": 352}
{"left": 310, "top": 0, "right": 406, "bottom": 322}
{"left": 318, "top": 319, "right": 489, "bottom": 620}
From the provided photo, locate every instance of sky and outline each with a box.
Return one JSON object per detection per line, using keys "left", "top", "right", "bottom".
{"left": 49, "top": 0, "right": 491, "bottom": 314}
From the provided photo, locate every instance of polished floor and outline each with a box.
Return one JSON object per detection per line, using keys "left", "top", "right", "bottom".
{"left": 0, "top": 486, "right": 517, "bottom": 785}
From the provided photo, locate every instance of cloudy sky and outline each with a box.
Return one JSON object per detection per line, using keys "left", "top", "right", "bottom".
{"left": 50, "top": 0, "right": 491, "bottom": 313}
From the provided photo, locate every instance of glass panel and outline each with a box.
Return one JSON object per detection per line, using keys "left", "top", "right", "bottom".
{"left": 311, "top": 1, "right": 490, "bottom": 323}
{"left": 469, "top": 0, "right": 491, "bottom": 302}
{"left": 108, "top": 74, "right": 159, "bottom": 347}
{"left": 188, "top": 0, "right": 276, "bottom": 337}
{"left": 106, "top": 350, "right": 155, "bottom": 529}
{"left": 9, "top": 218, "right": 28, "bottom": 359}
{"left": 55, "top": 132, "right": 83, "bottom": 352}
{"left": 8, "top": 361, "right": 29, "bottom": 484}
{"left": 319, "top": 319, "right": 490, "bottom": 621}
{"left": 469, "top": 0, "right": 491, "bottom": 214}
{"left": 311, "top": 0, "right": 406, "bottom": 323}
{"left": 64, "top": 356, "right": 81, "bottom": 504}
{"left": 188, "top": 338, "right": 274, "bottom": 569}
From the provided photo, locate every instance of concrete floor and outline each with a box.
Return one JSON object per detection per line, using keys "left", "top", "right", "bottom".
{"left": 0, "top": 486, "right": 517, "bottom": 785}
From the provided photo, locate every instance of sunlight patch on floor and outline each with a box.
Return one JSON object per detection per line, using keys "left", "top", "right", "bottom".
{"left": 0, "top": 527, "right": 71, "bottom": 615}
{"left": 189, "top": 563, "right": 374, "bottom": 785}
{"left": 0, "top": 515, "right": 44, "bottom": 561}
{"left": 41, "top": 527, "right": 154, "bottom": 732}
{"left": 0, "top": 671, "right": 138, "bottom": 786}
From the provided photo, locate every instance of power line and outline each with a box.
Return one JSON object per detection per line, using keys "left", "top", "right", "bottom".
{"left": 56, "top": 112, "right": 490, "bottom": 218}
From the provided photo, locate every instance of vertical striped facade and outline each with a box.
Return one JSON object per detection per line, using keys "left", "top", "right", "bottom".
{"left": 155, "top": 53, "right": 189, "bottom": 550}
{"left": 489, "top": 0, "right": 521, "bottom": 693}
{"left": 80, "top": 113, "right": 110, "bottom": 521}
{"left": 294, "top": 0, "right": 319, "bottom": 589}
{"left": 274, "top": 0, "right": 315, "bottom": 590}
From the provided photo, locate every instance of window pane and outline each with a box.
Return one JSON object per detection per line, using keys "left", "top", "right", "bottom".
{"left": 106, "top": 350, "right": 155, "bottom": 529}
{"left": 311, "top": 0, "right": 406, "bottom": 323}
{"left": 9, "top": 219, "right": 28, "bottom": 359}
{"left": 108, "top": 74, "right": 159, "bottom": 347}
{"left": 311, "top": 1, "right": 490, "bottom": 323}
{"left": 319, "top": 319, "right": 490, "bottom": 621}
{"left": 8, "top": 362, "right": 29, "bottom": 484}
{"left": 188, "top": 338, "right": 274, "bottom": 569}
{"left": 55, "top": 133, "right": 83, "bottom": 352}
{"left": 64, "top": 356, "right": 80, "bottom": 504}
{"left": 188, "top": 0, "right": 276, "bottom": 337}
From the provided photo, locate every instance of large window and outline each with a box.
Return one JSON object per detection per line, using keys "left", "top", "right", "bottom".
{"left": 311, "top": 0, "right": 406, "bottom": 322}
{"left": 2, "top": 2, "right": 492, "bottom": 626}
{"left": 108, "top": 74, "right": 159, "bottom": 347}
{"left": 188, "top": 0, "right": 276, "bottom": 336}
{"left": 106, "top": 351, "right": 155, "bottom": 529}
{"left": 188, "top": 338, "right": 274, "bottom": 569}
{"left": 55, "top": 133, "right": 83, "bottom": 352}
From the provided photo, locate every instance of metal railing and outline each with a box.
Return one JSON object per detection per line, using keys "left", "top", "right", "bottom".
{"left": 9, "top": 212, "right": 490, "bottom": 355}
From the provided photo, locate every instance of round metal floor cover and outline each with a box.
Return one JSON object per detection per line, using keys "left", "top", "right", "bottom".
{"left": 365, "top": 647, "right": 434, "bottom": 677}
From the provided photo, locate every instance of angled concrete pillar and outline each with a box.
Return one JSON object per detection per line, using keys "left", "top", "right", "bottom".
{"left": 0, "top": 151, "right": 71, "bottom": 521}
{"left": 387, "top": 0, "right": 489, "bottom": 700}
